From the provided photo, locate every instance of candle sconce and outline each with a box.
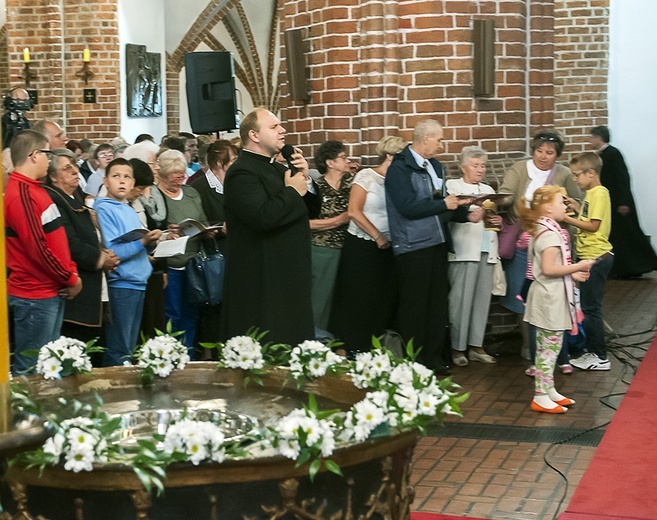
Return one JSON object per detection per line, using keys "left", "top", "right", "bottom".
{"left": 20, "top": 63, "right": 37, "bottom": 88}
{"left": 75, "top": 49, "right": 95, "bottom": 85}
{"left": 20, "top": 48, "right": 36, "bottom": 87}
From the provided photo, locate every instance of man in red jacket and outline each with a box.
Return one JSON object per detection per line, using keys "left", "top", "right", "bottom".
{"left": 5, "top": 129, "right": 81, "bottom": 375}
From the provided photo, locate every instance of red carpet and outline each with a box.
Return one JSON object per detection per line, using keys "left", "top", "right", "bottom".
{"left": 559, "top": 334, "right": 657, "bottom": 520}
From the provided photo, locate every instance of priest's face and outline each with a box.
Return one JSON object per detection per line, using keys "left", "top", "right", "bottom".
{"left": 253, "top": 110, "right": 286, "bottom": 156}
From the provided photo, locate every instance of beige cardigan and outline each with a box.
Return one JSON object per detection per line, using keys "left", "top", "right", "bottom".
{"left": 499, "top": 160, "right": 583, "bottom": 220}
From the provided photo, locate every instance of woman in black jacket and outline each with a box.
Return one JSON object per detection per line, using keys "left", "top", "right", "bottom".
{"left": 45, "top": 149, "right": 119, "bottom": 352}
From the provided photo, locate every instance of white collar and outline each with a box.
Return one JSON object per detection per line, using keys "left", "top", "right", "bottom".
{"left": 205, "top": 169, "right": 224, "bottom": 194}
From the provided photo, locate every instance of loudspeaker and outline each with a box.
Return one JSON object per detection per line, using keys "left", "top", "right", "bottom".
{"left": 185, "top": 52, "right": 238, "bottom": 133}
{"left": 285, "top": 29, "right": 310, "bottom": 102}
{"left": 473, "top": 19, "right": 495, "bottom": 97}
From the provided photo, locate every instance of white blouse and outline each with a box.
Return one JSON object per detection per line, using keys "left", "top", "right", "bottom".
{"left": 347, "top": 168, "right": 389, "bottom": 241}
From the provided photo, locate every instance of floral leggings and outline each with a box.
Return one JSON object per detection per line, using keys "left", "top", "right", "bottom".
{"left": 535, "top": 328, "right": 565, "bottom": 395}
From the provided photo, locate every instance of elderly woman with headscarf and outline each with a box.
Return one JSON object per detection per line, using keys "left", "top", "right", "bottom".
{"left": 446, "top": 146, "right": 501, "bottom": 366}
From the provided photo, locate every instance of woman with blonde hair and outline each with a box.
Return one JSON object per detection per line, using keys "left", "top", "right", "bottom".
{"left": 517, "top": 185, "right": 593, "bottom": 413}
{"left": 329, "top": 136, "right": 406, "bottom": 353}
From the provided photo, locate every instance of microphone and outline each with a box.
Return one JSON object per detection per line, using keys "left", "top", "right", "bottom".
{"left": 281, "top": 144, "right": 299, "bottom": 176}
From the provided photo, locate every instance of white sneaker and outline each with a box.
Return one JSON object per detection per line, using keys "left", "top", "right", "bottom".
{"left": 570, "top": 353, "right": 611, "bottom": 371}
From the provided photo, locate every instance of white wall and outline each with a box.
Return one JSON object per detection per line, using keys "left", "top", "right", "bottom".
{"left": 609, "top": 0, "right": 657, "bottom": 241}
{"left": 118, "top": 0, "right": 168, "bottom": 143}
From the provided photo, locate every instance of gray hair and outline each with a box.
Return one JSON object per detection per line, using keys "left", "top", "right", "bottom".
{"left": 459, "top": 145, "right": 488, "bottom": 165}
{"left": 123, "top": 140, "right": 160, "bottom": 162}
{"left": 157, "top": 149, "right": 187, "bottom": 179}
{"left": 412, "top": 119, "right": 442, "bottom": 145}
{"left": 47, "top": 148, "right": 76, "bottom": 178}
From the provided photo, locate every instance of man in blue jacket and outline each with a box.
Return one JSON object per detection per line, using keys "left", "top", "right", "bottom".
{"left": 386, "top": 119, "right": 483, "bottom": 375}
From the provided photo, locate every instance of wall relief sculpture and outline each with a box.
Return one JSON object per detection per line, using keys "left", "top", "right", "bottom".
{"left": 126, "top": 43, "right": 162, "bottom": 118}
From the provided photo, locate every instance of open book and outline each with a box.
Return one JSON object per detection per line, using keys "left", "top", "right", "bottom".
{"left": 114, "top": 228, "right": 150, "bottom": 243}
{"left": 153, "top": 236, "right": 190, "bottom": 258}
{"left": 178, "top": 219, "right": 222, "bottom": 238}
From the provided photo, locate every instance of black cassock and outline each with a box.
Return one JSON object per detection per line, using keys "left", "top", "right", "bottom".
{"left": 222, "top": 150, "right": 318, "bottom": 345}
{"left": 599, "top": 145, "right": 657, "bottom": 277}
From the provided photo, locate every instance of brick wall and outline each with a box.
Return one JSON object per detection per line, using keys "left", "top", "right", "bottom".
{"left": 0, "top": 26, "right": 9, "bottom": 93}
{"left": 1, "top": 1, "right": 611, "bottom": 156}
{"left": 279, "top": 0, "right": 608, "bottom": 170}
{"left": 4, "top": 0, "right": 120, "bottom": 141}
{"left": 554, "top": 0, "right": 610, "bottom": 156}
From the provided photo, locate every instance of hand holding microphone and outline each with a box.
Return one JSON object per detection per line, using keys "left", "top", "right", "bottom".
{"left": 281, "top": 144, "right": 309, "bottom": 178}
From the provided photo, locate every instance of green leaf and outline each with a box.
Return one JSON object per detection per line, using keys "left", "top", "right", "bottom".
{"left": 324, "top": 459, "right": 342, "bottom": 476}
{"left": 308, "top": 458, "right": 321, "bottom": 481}
{"left": 133, "top": 467, "right": 154, "bottom": 495}
{"left": 296, "top": 450, "right": 311, "bottom": 467}
{"left": 307, "top": 394, "right": 318, "bottom": 414}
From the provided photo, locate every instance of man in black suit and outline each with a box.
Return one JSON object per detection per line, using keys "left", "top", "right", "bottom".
{"left": 590, "top": 126, "right": 657, "bottom": 277}
{"left": 222, "top": 108, "right": 318, "bottom": 345}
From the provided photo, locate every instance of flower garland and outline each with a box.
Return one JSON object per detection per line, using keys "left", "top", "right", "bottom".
{"left": 14, "top": 333, "right": 468, "bottom": 494}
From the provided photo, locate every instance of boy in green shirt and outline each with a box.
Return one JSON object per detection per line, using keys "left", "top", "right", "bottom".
{"left": 564, "top": 152, "right": 614, "bottom": 370}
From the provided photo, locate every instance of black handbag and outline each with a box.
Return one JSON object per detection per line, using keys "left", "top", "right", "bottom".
{"left": 185, "top": 242, "right": 225, "bottom": 305}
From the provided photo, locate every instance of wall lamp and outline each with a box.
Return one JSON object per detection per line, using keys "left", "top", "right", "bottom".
{"left": 75, "top": 48, "right": 95, "bottom": 85}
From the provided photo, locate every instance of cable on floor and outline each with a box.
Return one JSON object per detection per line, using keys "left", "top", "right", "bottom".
{"left": 547, "top": 341, "right": 641, "bottom": 520}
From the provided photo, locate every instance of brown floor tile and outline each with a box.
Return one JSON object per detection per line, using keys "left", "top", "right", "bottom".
{"left": 411, "top": 273, "right": 657, "bottom": 518}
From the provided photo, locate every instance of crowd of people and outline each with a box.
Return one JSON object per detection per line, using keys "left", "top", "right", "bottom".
{"left": 4, "top": 104, "right": 656, "bottom": 414}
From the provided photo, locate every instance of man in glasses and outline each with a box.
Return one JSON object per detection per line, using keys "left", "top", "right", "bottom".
{"left": 4, "top": 130, "right": 82, "bottom": 375}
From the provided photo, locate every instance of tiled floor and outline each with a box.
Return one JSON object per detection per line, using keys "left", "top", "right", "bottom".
{"left": 411, "top": 272, "right": 657, "bottom": 519}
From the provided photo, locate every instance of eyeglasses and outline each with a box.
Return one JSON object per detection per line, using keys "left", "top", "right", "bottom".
{"left": 97, "top": 152, "right": 114, "bottom": 159}
{"left": 29, "top": 149, "right": 54, "bottom": 157}
{"left": 571, "top": 169, "right": 590, "bottom": 178}
{"left": 58, "top": 163, "right": 78, "bottom": 173}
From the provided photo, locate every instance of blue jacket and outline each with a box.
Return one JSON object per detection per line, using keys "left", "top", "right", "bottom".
{"left": 385, "top": 145, "right": 468, "bottom": 256}
{"left": 95, "top": 197, "right": 152, "bottom": 290}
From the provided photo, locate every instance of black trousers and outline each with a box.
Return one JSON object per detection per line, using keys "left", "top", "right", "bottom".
{"left": 395, "top": 243, "right": 450, "bottom": 370}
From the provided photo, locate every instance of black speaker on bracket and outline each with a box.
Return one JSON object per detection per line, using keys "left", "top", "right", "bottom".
{"left": 185, "top": 51, "right": 238, "bottom": 133}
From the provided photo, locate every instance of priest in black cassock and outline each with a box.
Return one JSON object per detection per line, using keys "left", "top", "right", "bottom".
{"left": 590, "top": 126, "right": 657, "bottom": 278}
{"left": 222, "top": 107, "right": 319, "bottom": 345}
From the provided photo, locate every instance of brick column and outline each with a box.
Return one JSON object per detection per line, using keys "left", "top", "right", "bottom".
{"left": 528, "top": 0, "right": 556, "bottom": 133}
{"left": 554, "top": 0, "right": 610, "bottom": 155}
{"left": 358, "top": 0, "right": 401, "bottom": 163}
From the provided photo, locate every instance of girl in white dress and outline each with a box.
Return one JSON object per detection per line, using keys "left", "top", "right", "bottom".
{"left": 518, "top": 186, "right": 593, "bottom": 413}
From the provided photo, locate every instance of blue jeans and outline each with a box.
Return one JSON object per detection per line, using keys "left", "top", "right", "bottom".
{"left": 104, "top": 287, "right": 145, "bottom": 366}
{"left": 9, "top": 295, "right": 65, "bottom": 375}
{"left": 165, "top": 268, "right": 200, "bottom": 357}
{"left": 580, "top": 254, "right": 614, "bottom": 360}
